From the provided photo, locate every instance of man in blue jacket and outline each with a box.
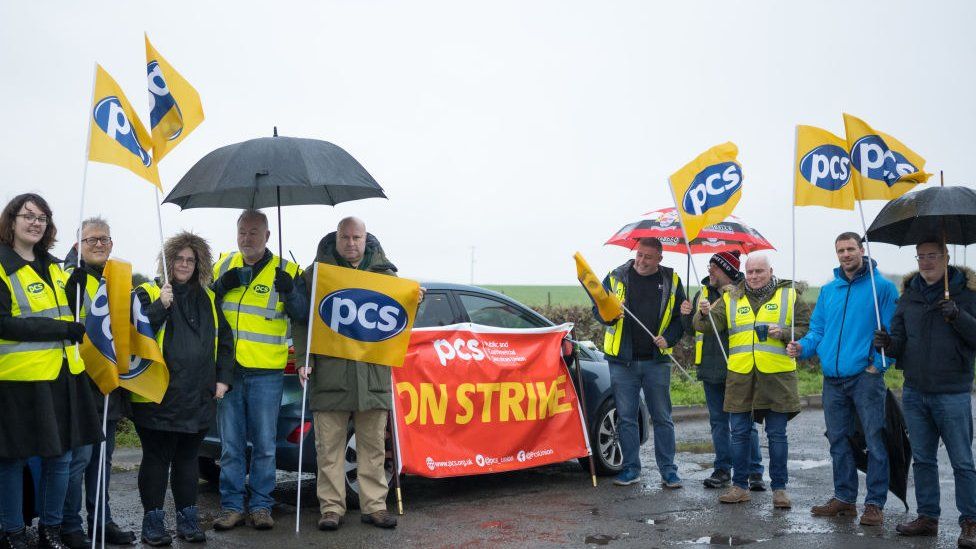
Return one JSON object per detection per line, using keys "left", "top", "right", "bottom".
{"left": 787, "top": 232, "right": 897, "bottom": 527}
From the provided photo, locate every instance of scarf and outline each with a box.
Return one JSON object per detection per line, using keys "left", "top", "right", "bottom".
{"left": 745, "top": 276, "right": 778, "bottom": 304}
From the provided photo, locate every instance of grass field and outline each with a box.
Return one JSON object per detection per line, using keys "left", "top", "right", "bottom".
{"left": 483, "top": 284, "right": 821, "bottom": 308}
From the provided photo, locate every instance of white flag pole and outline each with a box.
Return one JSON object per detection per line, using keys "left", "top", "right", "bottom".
{"left": 154, "top": 188, "right": 169, "bottom": 282}
{"left": 89, "top": 394, "right": 109, "bottom": 549}
{"left": 75, "top": 64, "right": 97, "bottom": 360}
{"left": 295, "top": 264, "right": 317, "bottom": 533}
{"left": 856, "top": 201, "right": 888, "bottom": 370}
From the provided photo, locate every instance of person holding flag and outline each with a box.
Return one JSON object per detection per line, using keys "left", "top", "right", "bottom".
{"left": 680, "top": 251, "right": 766, "bottom": 491}
{"left": 59, "top": 217, "right": 136, "bottom": 548}
{"left": 0, "top": 194, "right": 102, "bottom": 549}
{"left": 131, "top": 231, "right": 234, "bottom": 546}
{"left": 594, "top": 236, "right": 687, "bottom": 489}
{"left": 786, "top": 232, "right": 897, "bottom": 527}
{"left": 693, "top": 254, "right": 800, "bottom": 509}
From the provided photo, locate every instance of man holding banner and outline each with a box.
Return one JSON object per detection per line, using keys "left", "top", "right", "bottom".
{"left": 293, "top": 217, "right": 421, "bottom": 532}
{"left": 60, "top": 217, "right": 136, "bottom": 548}
{"left": 596, "top": 236, "right": 686, "bottom": 489}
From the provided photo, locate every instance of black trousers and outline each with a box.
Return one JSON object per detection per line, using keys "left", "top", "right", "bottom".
{"left": 134, "top": 425, "right": 206, "bottom": 511}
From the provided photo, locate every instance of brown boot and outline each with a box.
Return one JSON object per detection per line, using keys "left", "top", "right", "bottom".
{"left": 249, "top": 508, "right": 274, "bottom": 530}
{"left": 718, "top": 486, "right": 751, "bottom": 504}
{"left": 361, "top": 510, "right": 397, "bottom": 529}
{"left": 212, "top": 509, "right": 245, "bottom": 531}
{"left": 317, "top": 512, "right": 343, "bottom": 531}
{"left": 896, "top": 515, "right": 938, "bottom": 537}
{"left": 811, "top": 497, "right": 857, "bottom": 517}
{"left": 859, "top": 504, "right": 883, "bottom": 526}
{"left": 959, "top": 519, "right": 976, "bottom": 549}
{"left": 773, "top": 489, "right": 792, "bottom": 509}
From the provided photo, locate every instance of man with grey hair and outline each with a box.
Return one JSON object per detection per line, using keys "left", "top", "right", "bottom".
{"left": 694, "top": 253, "right": 800, "bottom": 509}
{"left": 293, "top": 217, "right": 423, "bottom": 532}
{"left": 211, "top": 209, "right": 306, "bottom": 531}
{"left": 60, "top": 217, "right": 137, "bottom": 548}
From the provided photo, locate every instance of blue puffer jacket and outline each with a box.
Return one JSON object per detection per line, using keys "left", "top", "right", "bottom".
{"left": 798, "top": 259, "right": 898, "bottom": 377}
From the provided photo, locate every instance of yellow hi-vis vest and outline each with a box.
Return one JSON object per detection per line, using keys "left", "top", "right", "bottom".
{"left": 724, "top": 286, "right": 796, "bottom": 374}
{"left": 132, "top": 281, "right": 218, "bottom": 403}
{"left": 214, "top": 252, "right": 299, "bottom": 369}
{"left": 693, "top": 286, "right": 710, "bottom": 365}
{"left": 603, "top": 270, "right": 680, "bottom": 357}
{"left": 65, "top": 265, "right": 99, "bottom": 320}
{"left": 0, "top": 261, "right": 84, "bottom": 380}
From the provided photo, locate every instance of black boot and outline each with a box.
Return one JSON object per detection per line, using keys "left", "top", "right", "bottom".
{"left": 176, "top": 506, "right": 206, "bottom": 543}
{"left": 59, "top": 529, "right": 90, "bottom": 549}
{"left": 141, "top": 509, "right": 173, "bottom": 547}
{"left": 38, "top": 525, "right": 68, "bottom": 549}
{"left": 0, "top": 528, "right": 28, "bottom": 549}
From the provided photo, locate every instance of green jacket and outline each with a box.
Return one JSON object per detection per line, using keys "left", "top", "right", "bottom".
{"left": 292, "top": 232, "right": 397, "bottom": 412}
{"left": 693, "top": 278, "right": 802, "bottom": 418}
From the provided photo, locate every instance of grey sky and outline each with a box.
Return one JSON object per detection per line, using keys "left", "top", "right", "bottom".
{"left": 2, "top": 1, "right": 974, "bottom": 285}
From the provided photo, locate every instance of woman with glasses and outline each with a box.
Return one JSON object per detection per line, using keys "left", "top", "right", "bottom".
{"left": 0, "top": 193, "right": 102, "bottom": 549}
{"left": 131, "top": 231, "right": 233, "bottom": 546}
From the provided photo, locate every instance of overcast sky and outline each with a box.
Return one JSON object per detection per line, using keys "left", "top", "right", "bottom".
{"left": 2, "top": 1, "right": 974, "bottom": 286}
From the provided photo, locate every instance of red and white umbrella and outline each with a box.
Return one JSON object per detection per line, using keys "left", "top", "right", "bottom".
{"left": 605, "top": 207, "right": 775, "bottom": 255}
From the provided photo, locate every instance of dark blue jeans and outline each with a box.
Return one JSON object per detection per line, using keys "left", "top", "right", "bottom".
{"left": 218, "top": 371, "right": 284, "bottom": 513}
{"left": 902, "top": 387, "right": 976, "bottom": 524}
{"left": 609, "top": 359, "right": 677, "bottom": 481}
{"left": 822, "top": 371, "right": 888, "bottom": 507}
{"left": 62, "top": 420, "right": 118, "bottom": 533}
{"left": 0, "top": 451, "right": 72, "bottom": 531}
{"left": 702, "top": 381, "right": 763, "bottom": 475}
{"left": 731, "top": 411, "right": 788, "bottom": 490}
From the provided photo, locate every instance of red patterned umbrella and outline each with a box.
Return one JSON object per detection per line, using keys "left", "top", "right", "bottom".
{"left": 605, "top": 207, "right": 775, "bottom": 254}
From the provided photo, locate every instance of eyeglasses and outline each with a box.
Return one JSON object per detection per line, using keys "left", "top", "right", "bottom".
{"left": 174, "top": 256, "right": 197, "bottom": 265}
{"left": 81, "top": 236, "right": 112, "bottom": 246}
{"left": 16, "top": 213, "right": 48, "bottom": 225}
{"left": 915, "top": 253, "right": 945, "bottom": 261}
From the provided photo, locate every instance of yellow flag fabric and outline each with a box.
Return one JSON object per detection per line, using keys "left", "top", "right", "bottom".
{"left": 78, "top": 259, "right": 136, "bottom": 394}
{"left": 309, "top": 263, "right": 420, "bottom": 368}
{"left": 119, "top": 284, "right": 169, "bottom": 404}
{"left": 843, "top": 113, "right": 931, "bottom": 201}
{"left": 668, "top": 142, "right": 743, "bottom": 241}
{"left": 88, "top": 65, "right": 161, "bottom": 189}
{"left": 574, "top": 252, "right": 622, "bottom": 323}
{"left": 793, "top": 125, "right": 855, "bottom": 210}
{"left": 145, "top": 34, "right": 205, "bottom": 162}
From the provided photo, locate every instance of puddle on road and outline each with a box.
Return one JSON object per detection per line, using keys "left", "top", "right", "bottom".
{"left": 637, "top": 516, "right": 670, "bottom": 525}
{"left": 590, "top": 507, "right": 600, "bottom": 516}
{"left": 585, "top": 533, "right": 629, "bottom": 545}
{"left": 682, "top": 534, "right": 767, "bottom": 545}
{"left": 786, "top": 459, "right": 831, "bottom": 470}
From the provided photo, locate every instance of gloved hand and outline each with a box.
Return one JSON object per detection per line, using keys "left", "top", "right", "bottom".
{"left": 64, "top": 321, "right": 87, "bottom": 343}
{"left": 217, "top": 268, "right": 242, "bottom": 292}
{"left": 872, "top": 329, "right": 891, "bottom": 351}
{"left": 940, "top": 299, "right": 959, "bottom": 321}
{"left": 274, "top": 270, "right": 294, "bottom": 294}
{"left": 67, "top": 267, "right": 88, "bottom": 290}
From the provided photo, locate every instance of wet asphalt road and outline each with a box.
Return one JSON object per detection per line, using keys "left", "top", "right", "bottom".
{"left": 100, "top": 396, "right": 975, "bottom": 548}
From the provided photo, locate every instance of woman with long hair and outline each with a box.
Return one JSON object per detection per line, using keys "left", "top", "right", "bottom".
{"left": 131, "top": 231, "right": 233, "bottom": 546}
{"left": 0, "top": 193, "right": 102, "bottom": 549}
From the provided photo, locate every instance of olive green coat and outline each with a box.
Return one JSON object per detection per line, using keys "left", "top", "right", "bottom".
{"left": 292, "top": 232, "right": 396, "bottom": 412}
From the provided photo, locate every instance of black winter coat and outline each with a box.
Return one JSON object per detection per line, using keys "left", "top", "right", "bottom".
{"left": 132, "top": 281, "right": 234, "bottom": 433}
{"left": 888, "top": 266, "right": 976, "bottom": 394}
{"left": 681, "top": 278, "right": 732, "bottom": 384}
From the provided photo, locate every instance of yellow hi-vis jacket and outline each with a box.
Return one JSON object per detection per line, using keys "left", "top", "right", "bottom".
{"left": 132, "top": 281, "right": 218, "bottom": 403}
{"left": 724, "top": 286, "right": 796, "bottom": 374}
{"left": 693, "top": 286, "right": 710, "bottom": 365}
{"left": 214, "top": 252, "right": 299, "bottom": 369}
{"left": 65, "top": 264, "right": 99, "bottom": 320}
{"left": 603, "top": 269, "right": 680, "bottom": 357}
{"left": 0, "top": 261, "right": 84, "bottom": 380}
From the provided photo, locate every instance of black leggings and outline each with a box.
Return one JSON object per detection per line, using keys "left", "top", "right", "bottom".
{"left": 135, "top": 425, "right": 206, "bottom": 511}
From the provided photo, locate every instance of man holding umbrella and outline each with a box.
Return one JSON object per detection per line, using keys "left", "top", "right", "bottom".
{"left": 873, "top": 241, "right": 976, "bottom": 546}
{"left": 211, "top": 209, "right": 305, "bottom": 531}
{"left": 787, "top": 232, "right": 898, "bottom": 527}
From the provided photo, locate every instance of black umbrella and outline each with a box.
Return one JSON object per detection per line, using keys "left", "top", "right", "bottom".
{"left": 163, "top": 128, "right": 387, "bottom": 263}
{"left": 847, "top": 389, "right": 913, "bottom": 510}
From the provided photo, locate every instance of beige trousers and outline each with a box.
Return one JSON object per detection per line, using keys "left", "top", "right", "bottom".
{"left": 312, "top": 409, "right": 389, "bottom": 515}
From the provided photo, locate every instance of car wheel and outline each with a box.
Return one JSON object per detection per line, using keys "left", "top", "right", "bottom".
{"left": 343, "top": 430, "right": 395, "bottom": 511}
{"left": 198, "top": 456, "right": 221, "bottom": 484}
{"left": 579, "top": 398, "right": 624, "bottom": 476}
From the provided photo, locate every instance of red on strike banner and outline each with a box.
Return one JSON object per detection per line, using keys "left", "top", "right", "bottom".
{"left": 392, "top": 323, "right": 590, "bottom": 478}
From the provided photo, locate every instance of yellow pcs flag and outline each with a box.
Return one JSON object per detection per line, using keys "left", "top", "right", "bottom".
{"left": 574, "top": 252, "right": 622, "bottom": 323}
{"left": 120, "top": 281, "right": 169, "bottom": 404}
{"left": 794, "top": 125, "right": 855, "bottom": 210}
{"left": 843, "top": 113, "right": 931, "bottom": 201}
{"left": 145, "top": 34, "right": 205, "bottom": 162}
{"left": 88, "top": 65, "right": 161, "bottom": 189}
{"left": 668, "top": 142, "right": 743, "bottom": 241}
{"left": 309, "top": 263, "right": 421, "bottom": 368}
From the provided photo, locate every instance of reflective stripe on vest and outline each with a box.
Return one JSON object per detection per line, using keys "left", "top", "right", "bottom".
{"left": 603, "top": 270, "right": 679, "bottom": 357}
{"left": 693, "top": 286, "right": 709, "bottom": 365}
{"left": 131, "top": 281, "right": 218, "bottom": 403}
{"left": 0, "top": 262, "right": 84, "bottom": 380}
{"left": 724, "top": 287, "right": 795, "bottom": 374}
{"left": 214, "top": 252, "right": 298, "bottom": 369}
